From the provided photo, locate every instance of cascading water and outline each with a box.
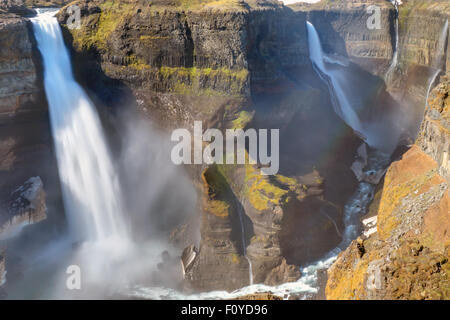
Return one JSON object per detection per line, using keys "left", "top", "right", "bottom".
{"left": 128, "top": 146, "right": 390, "bottom": 300}
{"left": 31, "top": 10, "right": 129, "bottom": 245}
{"left": 385, "top": 0, "right": 399, "bottom": 81}
{"left": 306, "top": 22, "right": 363, "bottom": 138}
{"left": 23, "top": 7, "right": 441, "bottom": 301}
{"left": 128, "top": 22, "right": 395, "bottom": 301}
{"left": 424, "top": 20, "right": 449, "bottom": 109}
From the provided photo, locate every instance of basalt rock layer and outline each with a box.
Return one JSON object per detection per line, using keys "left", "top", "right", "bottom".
{"left": 325, "top": 74, "right": 450, "bottom": 300}
{"left": 2, "top": 0, "right": 447, "bottom": 295}
{"left": 0, "top": 11, "right": 53, "bottom": 231}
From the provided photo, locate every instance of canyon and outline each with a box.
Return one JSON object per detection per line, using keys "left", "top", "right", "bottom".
{"left": 0, "top": 0, "right": 448, "bottom": 299}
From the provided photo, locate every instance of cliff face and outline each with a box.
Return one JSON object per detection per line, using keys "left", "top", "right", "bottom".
{"left": 0, "top": 8, "right": 61, "bottom": 294}
{"left": 388, "top": 0, "right": 449, "bottom": 132}
{"left": 57, "top": 0, "right": 256, "bottom": 130}
{"left": 57, "top": 0, "right": 342, "bottom": 291}
{"left": 9, "top": 0, "right": 444, "bottom": 295}
{"left": 417, "top": 75, "right": 450, "bottom": 182}
{"left": 0, "top": 12, "right": 52, "bottom": 228}
{"left": 326, "top": 74, "right": 450, "bottom": 300}
{"left": 293, "top": 0, "right": 395, "bottom": 75}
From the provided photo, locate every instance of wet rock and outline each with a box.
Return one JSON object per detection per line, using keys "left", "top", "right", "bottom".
{"left": 264, "top": 259, "right": 301, "bottom": 286}
{"left": 351, "top": 143, "right": 389, "bottom": 185}
{"left": 0, "top": 177, "right": 47, "bottom": 240}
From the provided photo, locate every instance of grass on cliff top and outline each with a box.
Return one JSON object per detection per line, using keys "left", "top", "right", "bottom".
{"left": 174, "top": 0, "right": 243, "bottom": 11}
{"left": 69, "top": 1, "right": 136, "bottom": 51}
{"left": 289, "top": 0, "right": 391, "bottom": 11}
{"left": 135, "top": 0, "right": 247, "bottom": 12}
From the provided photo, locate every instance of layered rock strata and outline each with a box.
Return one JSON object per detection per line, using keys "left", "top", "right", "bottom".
{"left": 326, "top": 74, "right": 450, "bottom": 300}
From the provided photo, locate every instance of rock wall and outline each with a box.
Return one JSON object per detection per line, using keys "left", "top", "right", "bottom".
{"left": 57, "top": 0, "right": 257, "bottom": 130}
{"left": 0, "top": 11, "right": 53, "bottom": 222}
{"left": 0, "top": 8, "right": 59, "bottom": 295}
{"left": 417, "top": 74, "right": 450, "bottom": 182}
{"left": 325, "top": 74, "right": 450, "bottom": 300}
{"left": 28, "top": 0, "right": 450, "bottom": 294}
{"left": 292, "top": 0, "right": 395, "bottom": 75}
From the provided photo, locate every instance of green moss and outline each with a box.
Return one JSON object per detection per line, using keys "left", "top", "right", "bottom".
{"left": 244, "top": 163, "right": 290, "bottom": 211}
{"left": 70, "top": 1, "right": 135, "bottom": 51}
{"left": 203, "top": 165, "right": 235, "bottom": 218}
{"left": 125, "top": 54, "right": 151, "bottom": 70}
{"left": 139, "top": 35, "right": 170, "bottom": 41}
{"left": 159, "top": 66, "right": 248, "bottom": 97}
{"left": 174, "top": 0, "right": 243, "bottom": 11}
{"left": 232, "top": 110, "right": 253, "bottom": 129}
{"left": 208, "top": 200, "right": 230, "bottom": 218}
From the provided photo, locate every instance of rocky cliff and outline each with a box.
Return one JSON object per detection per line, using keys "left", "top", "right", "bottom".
{"left": 51, "top": 0, "right": 434, "bottom": 293}
{"left": 0, "top": 7, "right": 61, "bottom": 294}
{"left": 326, "top": 73, "right": 450, "bottom": 300}
{"left": 55, "top": 0, "right": 350, "bottom": 292}
{"left": 417, "top": 74, "right": 450, "bottom": 182}
{"left": 0, "top": 0, "right": 446, "bottom": 296}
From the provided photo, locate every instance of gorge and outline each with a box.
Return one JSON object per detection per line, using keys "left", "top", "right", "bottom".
{"left": 0, "top": 0, "right": 449, "bottom": 300}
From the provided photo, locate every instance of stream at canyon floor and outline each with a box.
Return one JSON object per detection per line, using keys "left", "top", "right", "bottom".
{"left": 6, "top": 8, "right": 417, "bottom": 300}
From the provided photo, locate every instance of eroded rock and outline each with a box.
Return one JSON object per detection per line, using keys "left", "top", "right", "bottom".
{"left": 0, "top": 176, "right": 47, "bottom": 240}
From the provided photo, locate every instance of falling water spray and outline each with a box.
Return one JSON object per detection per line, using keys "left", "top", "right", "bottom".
{"left": 31, "top": 10, "right": 130, "bottom": 248}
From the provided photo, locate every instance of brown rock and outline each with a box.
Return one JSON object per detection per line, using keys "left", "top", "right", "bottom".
{"left": 0, "top": 176, "right": 47, "bottom": 240}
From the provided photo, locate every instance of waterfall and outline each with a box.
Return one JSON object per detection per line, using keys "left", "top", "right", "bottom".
{"left": 306, "top": 22, "right": 366, "bottom": 140}
{"left": 236, "top": 198, "right": 253, "bottom": 285}
{"left": 385, "top": 0, "right": 399, "bottom": 81}
{"left": 424, "top": 20, "right": 449, "bottom": 109}
{"left": 31, "top": 10, "right": 129, "bottom": 245}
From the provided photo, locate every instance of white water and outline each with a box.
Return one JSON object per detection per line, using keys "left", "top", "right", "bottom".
{"left": 26, "top": 9, "right": 392, "bottom": 300}
{"left": 424, "top": 20, "right": 449, "bottom": 109}
{"left": 126, "top": 146, "right": 391, "bottom": 300}
{"left": 385, "top": 0, "right": 399, "bottom": 81}
{"left": 31, "top": 10, "right": 129, "bottom": 245}
{"left": 306, "top": 22, "right": 365, "bottom": 142}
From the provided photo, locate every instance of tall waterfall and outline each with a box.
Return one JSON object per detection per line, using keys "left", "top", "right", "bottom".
{"left": 31, "top": 10, "right": 129, "bottom": 244}
{"left": 425, "top": 20, "right": 449, "bottom": 109}
{"left": 306, "top": 22, "right": 364, "bottom": 140}
{"left": 385, "top": 0, "right": 399, "bottom": 81}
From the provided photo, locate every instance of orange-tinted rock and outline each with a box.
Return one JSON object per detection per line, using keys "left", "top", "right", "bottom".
{"left": 326, "top": 144, "right": 449, "bottom": 300}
